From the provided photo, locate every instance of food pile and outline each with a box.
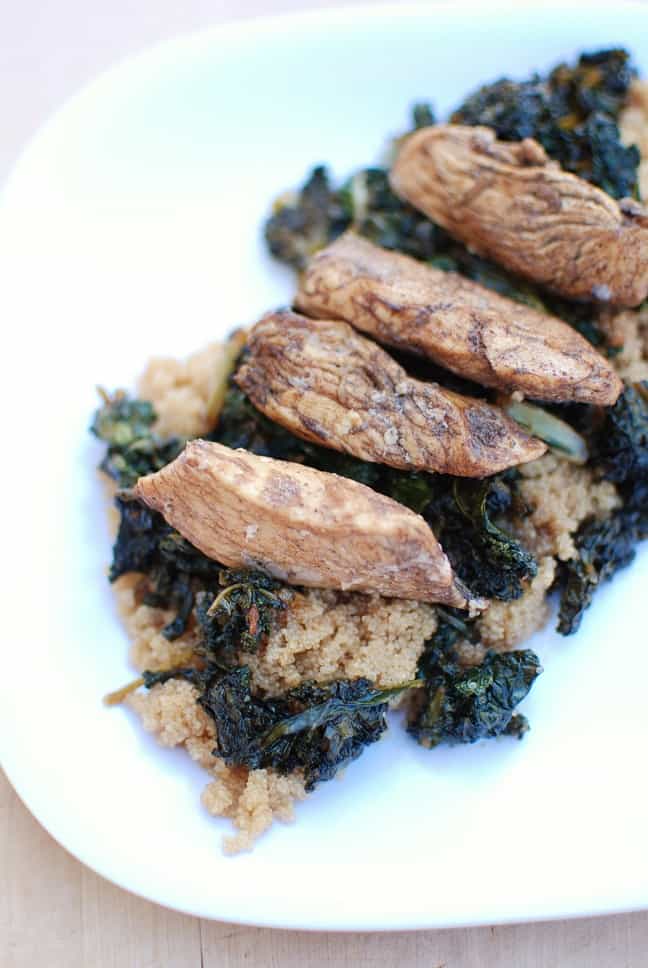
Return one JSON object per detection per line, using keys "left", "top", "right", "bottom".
{"left": 93, "top": 49, "right": 648, "bottom": 852}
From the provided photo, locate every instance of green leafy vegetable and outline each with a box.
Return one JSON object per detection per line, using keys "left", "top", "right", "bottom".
{"left": 557, "top": 511, "right": 640, "bottom": 635}
{"left": 264, "top": 166, "right": 350, "bottom": 270}
{"left": 201, "top": 667, "right": 417, "bottom": 790}
{"left": 593, "top": 381, "right": 648, "bottom": 484}
{"left": 109, "top": 493, "right": 220, "bottom": 640}
{"left": 425, "top": 476, "right": 537, "bottom": 601}
{"left": 556, "top": 382, "right": 648, "bottom": 634}
{"left": 339, "top": 167, "right": 444, "bottom": 259}
{"left": 90, "top": 390, "right": 184, "bottom": 488}
{"left": 411, "top": 101, "right": 436, "bottom": 129}
{"left": 408, "top": 630, "right": 541, "bottom": 747}
{"left": 451, "top": 48, "right": 640, "bottom": 199}
{"left": 196, "top": 570, "right": 288, "bottom": 656}
{"left": 108, "top": 491, "right": 291, "bottom": 646}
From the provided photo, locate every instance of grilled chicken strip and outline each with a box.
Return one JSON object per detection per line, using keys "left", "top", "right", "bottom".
{"left": 389, "top": 124, "right": 648, "bottom": 307}
{"left": 134, "top": 439, "right": 475, "bottom": 608}
{"left": 236, "top": 310, "right": 546, "bottom": 477}
{"left": 296, "top": 232, "right": 623, "bottom": 405}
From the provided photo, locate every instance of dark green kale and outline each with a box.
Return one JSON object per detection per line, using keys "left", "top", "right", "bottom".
{"left": 408, "top": 627, "right": 541, "bottom": 748}
{"left": 556, "top": 511, "right": 640, "bottom": 635}
{"left": 264, "top": 166, "right": 350, "bottom": 270}
{"left": 265, "top": 164, "right": 450, "bottom": 271}
{"left": 109, "top": 493, "right": 221, "bottom": 639}
{"left": 411, "top": 101, "right": 436, "bottom": 129}
{"left": 556, "top": 382, "right": 648, "bottom": 634}
{"left": 195, "top": 570, "right": 288, "bottom": 656}
{"left": 425, "top": 476, "right": 537, "bottom": 601}
{"left": 593, "top": 381, "right": 648, "bottom": 484}
{"left": 201, "top": 667, "right": 414, "bottom": 790}
{"left": 451, "top": 48, "right": 640, "bottom": 199}
{"left": 90, "top": 391, "right": 184, "bottom": 488}
{"left": 339, "top": 168, "right": 445, "bottom": 259}
{"left": 142, "top": 666, "right": 207, "bottom": 690}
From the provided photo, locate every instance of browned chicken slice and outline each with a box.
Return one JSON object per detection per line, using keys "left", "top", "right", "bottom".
{"left": 389, "top": 124, "right": 648, "bottom": 307}
{"left": 134, "top": 439, "right": 475, "bottom": 608}
{"left": 236, "top": 310, "right": 546, "bottom": 477}
{"left": 295, "top": 232, "right": 623, "bottom": 405}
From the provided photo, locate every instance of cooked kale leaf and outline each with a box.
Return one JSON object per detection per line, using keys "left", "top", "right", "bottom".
{"left": 109, "top": 493, "right": 221, "bottom": 639}
{"left": 195, "top": 570, "right": 288, "bottom": 657}
{"left": 201, "top": 667, "right": 412, "bottom": 790}
{"left": 109, "top": 491, "right": 290, "bottom": 646}
{"left": 424, "top": 476, "right": 537, "bottom": 601}
{"left": 411, "top": 101, "right": 436, "bottom": 129}
{"left": 557, "top": 382, "right": 648, "bottom": 634}
{"left": 451, "top": 48, "right": 640, "bottom": 199}
{"left": 90, "top": 391, "right": 184, "bottom": 488}
{"left": 556, "top": 511, "right": 640, "bottom": 635}
{"left": 408, "top": 633, "right": 541, "bottom": 747}
{"left": 264, "top": 166, "right": 350, "bottom": 270}
{"left": 340, "top": 167, "right": 445, "bottom": 260}
{"left": 593, "top": 382, "right": 648, "bottom": 484}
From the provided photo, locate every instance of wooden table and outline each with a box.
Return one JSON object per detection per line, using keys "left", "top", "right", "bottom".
{"left": 3, "top": 1, "right": 648, "bottom": 964}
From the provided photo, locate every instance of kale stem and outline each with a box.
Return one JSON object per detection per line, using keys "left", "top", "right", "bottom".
{"left": 207, "top": 583, "right": 247, "bottom": 616}
{"left": 260, "top": 679, "right": 423, "bottom": 748}
{"left": 255, "top": 588, "right": 284, "bottom": 606}
{"left": 103, "top": 676, "right": 145, "bottom": 706}
{"left": 504, "top": 399, "right": 588, "bottom": 463}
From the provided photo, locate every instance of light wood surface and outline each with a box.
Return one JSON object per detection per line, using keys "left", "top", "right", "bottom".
{"left": 4, "top": 2, "right": 648, "bottom": 965}
{"left": 3, "top": 769, "right": 648, "bottom": 966}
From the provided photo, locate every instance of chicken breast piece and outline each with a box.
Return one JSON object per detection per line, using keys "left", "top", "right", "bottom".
{"left": 389, "top": 124, "right": 648, "bottom": 307}
{"left": 134, "top": 439, "right": 475, "bottom": 608}
{"left": 295, "top": 232, "right": 623, "bottom": 405}
{"left": 236, "top": 310, "right": 546, "bottom": 477}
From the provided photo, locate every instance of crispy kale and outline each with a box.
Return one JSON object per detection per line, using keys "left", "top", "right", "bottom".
{"left": 339, "top": 167, "right": 445, "bottom": 260}
{"left": 411, "top": 101, "right": 436, "bottom": 129}
{"left": 556, "top": 511, "right": 640, "bottom": 635}
{"left": 408, "top": 622, "right": 541, "bottom": 747}
{"left": 593, "top": 382, "right": 648, "bottom": 484}
{"left": 109, "top": 492, "right": 290, "bottom": 645}
{"left": 424, "top": 476, "right": 537, "bottom": 601}
{"left": 265, "top": 163, "right": 446, "bottom": 270}
{"left": 451, "top": 48, "right": 640, "bottom": 199}
{"left": 90, "top": 391, "right": 184, "bottom": 488}
{"left": 195, "top": 571, "right": 288, "bottom": 656}
{"left": 109, "top": 493, "right": 221, "bottom": 639}
{"left": 201, "top": 667, "right": 413, "bottom": 790}
{"left": 264, "top": 166, "right": 350, "bottom": 270}
{"left": 557, "top": 382, "right": 648, "bottom": 634}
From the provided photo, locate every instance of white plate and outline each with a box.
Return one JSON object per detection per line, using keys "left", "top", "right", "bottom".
{"left": 1, "top": 0, "right": 648, "bottom": 931}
